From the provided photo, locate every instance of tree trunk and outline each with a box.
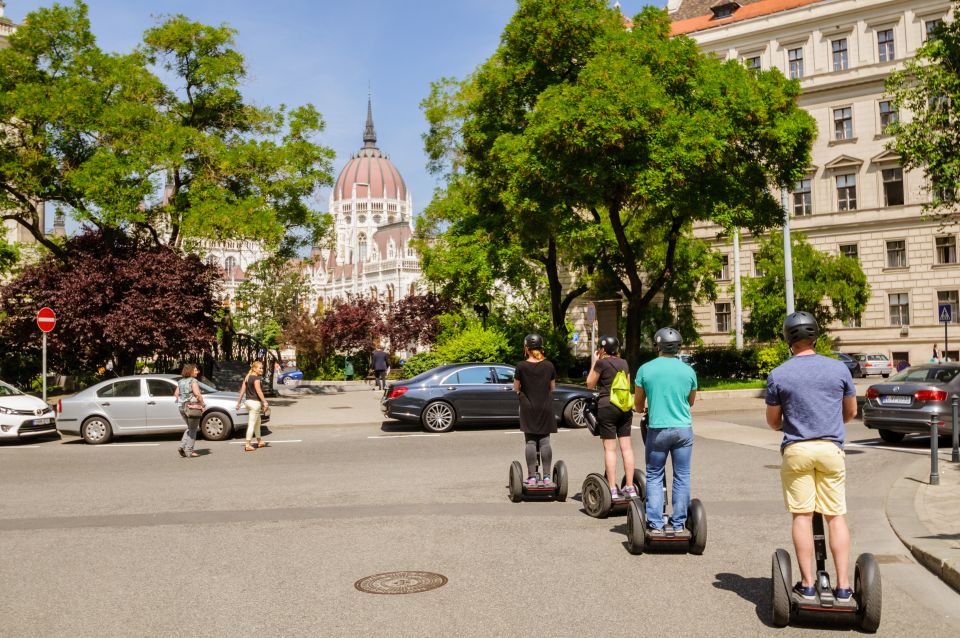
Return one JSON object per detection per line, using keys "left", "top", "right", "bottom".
{"left": 624, "top": 291, "right": 645, "bottom": 371}
{"left": 543, "top": 238, "right": 567, "bottom": 336}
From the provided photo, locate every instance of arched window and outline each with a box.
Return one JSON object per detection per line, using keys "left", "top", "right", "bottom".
{"left": 358, "top": 233, "right": 367, "bottom": 263}
{"left": 388, "top": 240, "right": 396, "bottom": 259}
{"left": 224, "top": 256, "right": 237, "bottom": 273}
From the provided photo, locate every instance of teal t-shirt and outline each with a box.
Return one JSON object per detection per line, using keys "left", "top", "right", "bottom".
{"left": 635, "top": 356, "right": 698, "bottom": 428}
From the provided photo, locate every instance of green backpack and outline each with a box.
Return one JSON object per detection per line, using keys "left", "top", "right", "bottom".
{"left": 610, "top": 369, "right": 633, "bottom": 412}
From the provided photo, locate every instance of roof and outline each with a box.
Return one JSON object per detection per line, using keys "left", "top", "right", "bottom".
{"left": 332, "top": 97, "right": 409, "bottom": 202}
{"left": 671, "top": 0, "right": 826, "bottom": 35}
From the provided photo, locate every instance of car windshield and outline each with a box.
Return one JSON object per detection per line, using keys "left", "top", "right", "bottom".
{"left": 0, "top": 381, "right": 23, "bottom": 396}
{"left": 867, "top": 354, "right": 889, "bottom": 361}
{"left": 888, "top": 367, "right": 931, "bottom": 382}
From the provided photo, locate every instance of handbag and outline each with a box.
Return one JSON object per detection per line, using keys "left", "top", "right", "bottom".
{"left": 185, "top": 402, "right": 203, "bottom": 418}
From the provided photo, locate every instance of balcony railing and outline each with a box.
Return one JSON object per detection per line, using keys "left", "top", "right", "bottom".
{"left": 363, "top": 259, "right": 421, "bottom": 274}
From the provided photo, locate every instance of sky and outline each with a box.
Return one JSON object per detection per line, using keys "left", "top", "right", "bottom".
{"left": 6, "top": 0, "right": 666, "bottom": 230}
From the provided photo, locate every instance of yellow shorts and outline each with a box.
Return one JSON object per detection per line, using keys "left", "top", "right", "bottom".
{"left": 780, "top": 440, "right": 846, "bottom": 515}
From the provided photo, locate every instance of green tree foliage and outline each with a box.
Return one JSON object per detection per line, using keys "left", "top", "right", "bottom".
{"left": 233, "top": 256, "right": 311, "bottom": 348}
{"left": 887, "top": 8, "right": 960, "bottom": 220}
{"left": 744, "top": 232, "right": 869, "bottom": 341}
{"left": 0, "top": 1, "right": 334, "bottom": 259}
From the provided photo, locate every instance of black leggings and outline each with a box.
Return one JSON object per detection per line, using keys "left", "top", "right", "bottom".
{"left": 524, "top": 433, "right": 552, "bottom": 477}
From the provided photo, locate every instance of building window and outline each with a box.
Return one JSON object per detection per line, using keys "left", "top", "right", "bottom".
{"left": 712, "top": 3, "right": 737, "bottom": 19}
{"left": 879, "top": 101, "right": 898, "bottom": 132}
{"left": 886, "top": 240, "right": 907, "bottom": 268}
{"left": 926, "top": 18, "right": 944, "bottom": 41}
{"left": 744, "top": 56, "right": 761, "bottom": 70}
{"left": 938, "top": 290, "right": 960, "bottom": 324}
{"left": 936, "top": 236, "right": 957, "bottom": 264}
{"left": 223, "top": 256, "right": 236, "bottom": 273}
{"left": 715, "top": 303, "right": 731, "bottom": 333}
{"left": 889, "top": 293, "right": 910, "bottom": 326}
{"left": 715, "top": 255, "right": 730, "bottom": 280}
{"left": 788, "top": 47, "right": 804, "bottom": 79}
{"left": 793, "top": 178, "right": 812, "bottom": 215}
{"left": 832, "top": 38, "right": 848, "bottom": 71}
{"left": 840, "top": 243, "right": 859, "bottom": 260}
{"left": 753, "top": 254, "right": 764, "bottom": 277}
{"left": 833, "top": 107, "right": 853, "bottom": 140}
{"left": 836, "top": 173, "right": 857, "bottom": 210}
{"left": 882, "top": 167, "right": 904, "bottom": 206}
{"left": 934, "top": 178, "right": 957, "bottom": 204}
{"left": 844, "top": 316, "right": 862, "bottom": 328}
{"left": 358, "top": 233, "right": 368, "bottom": 263}
{"left": 877, "top": 29, "right": 895, "bottom": 62}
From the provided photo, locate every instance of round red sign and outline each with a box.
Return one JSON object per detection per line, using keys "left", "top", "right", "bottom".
{"left": 36, "top": 307, "right": 56, "bottom": 333}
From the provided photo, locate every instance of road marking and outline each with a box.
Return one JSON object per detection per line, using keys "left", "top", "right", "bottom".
{"left": 228, "top": 439, "right": 302, "bottom": 444}
{"left": 100, "top": 443, "right": 161, "bottom": 447}
{"left": 0, "top": 445, "right": 40, "bottom": 449}
{"left": 368, "top": 433, "right": 442, "bottom": 439}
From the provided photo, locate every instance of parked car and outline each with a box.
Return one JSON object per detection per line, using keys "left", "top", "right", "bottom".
{"left": 862, "top": 364, "right": 960, "bottom": 443}
{"left": 277, "top": 368, "right": 303, "bottom": 385}
{"left": 0, "top": 380, "right": 57, "bottom": 441}
{"left": 56, "top": 374, "right": 268, "bottom": 444}
{"left": 381, "top": 363, "right": 595, "bottom": 433}
{"left": 678, "top": 353, "right": 696, "bottom": 367}
{"left": 833, "top": 352, "right": 860, "bottom": 377}
{"left": 851, "top": 353, "right": 893, "bottom": 378}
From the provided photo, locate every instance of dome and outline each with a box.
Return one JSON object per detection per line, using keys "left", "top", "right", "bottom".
{"left": 332, "top": 99, "right": 408, "bottom": 202}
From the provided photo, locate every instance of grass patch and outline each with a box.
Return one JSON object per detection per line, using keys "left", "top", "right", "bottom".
{"left": 698, "top": 377, "right": 765, "bottom": 391}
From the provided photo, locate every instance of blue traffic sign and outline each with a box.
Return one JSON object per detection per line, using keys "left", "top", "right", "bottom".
{"left": 572, "top": 332, "right": 580, "bottom": 343}
{"left": 939, "top": 303, "right": 953, "bottom": 323}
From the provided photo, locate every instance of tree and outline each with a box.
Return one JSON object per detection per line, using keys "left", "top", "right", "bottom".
{"left": 233, "top": 256, "right": 312, "bottom": 348}
{"left": 744, "top": 232, "right": 869, "bottom": 341}
{"left": 0, "top": 1, "right": 334, "bottom": 260}
{"left": 887, "top": 7, "right": 960, "bottom": 220}
{"left": 384, "top": 293, "right": 455, "bottom": 352}
{"left": 319, "top": 296, "right": 384, "bottom": 355}
{"left": 0, "top": 229, "right": 220, "bottom": 374}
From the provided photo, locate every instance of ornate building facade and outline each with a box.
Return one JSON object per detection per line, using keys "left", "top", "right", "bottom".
{"left": 304, "top": 98, "right": 421, "bottom": 309}
{"left": 671, "top": 0, "right": 956, "bottom": 366}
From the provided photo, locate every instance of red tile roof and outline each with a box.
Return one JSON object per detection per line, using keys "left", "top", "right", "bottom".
{"left": 671, "top": 0, "right": 826, "bottom": 35}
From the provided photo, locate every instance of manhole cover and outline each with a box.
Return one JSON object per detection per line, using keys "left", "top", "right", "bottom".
{"left": 355, "top": 571, "right": 447, "bottom": 595}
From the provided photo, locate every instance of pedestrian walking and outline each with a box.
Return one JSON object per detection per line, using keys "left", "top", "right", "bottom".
{"left": 634, "top": 327, "right": 698, "bottom": 535}
{"left": 586, "top": 335, "right": 637, "bottom": 499}
{"left": 766, "top": 311, "right": 857, "bottom": 602}
{"left": 513, "top": 334, "right": 557, "bottom": 486}
{"left": 174, "top": 363, "right": 205, "bottom": 458}
{"left": 371, "top": 344, "right": 389, "bottom": 391}
{"left": 237, "top": 360, "right": 269, "bottom": 452}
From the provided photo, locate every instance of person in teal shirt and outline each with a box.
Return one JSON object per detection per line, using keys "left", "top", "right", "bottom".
{"left": 634, "top": 327, "right": 698, "bottom": 534}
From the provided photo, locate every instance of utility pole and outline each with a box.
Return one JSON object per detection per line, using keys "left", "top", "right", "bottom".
{"left": 782, "top": 187, "right": 795, "bottom": 315}
{"left": 734, "top": 229, "right": 743, "bottom": 349}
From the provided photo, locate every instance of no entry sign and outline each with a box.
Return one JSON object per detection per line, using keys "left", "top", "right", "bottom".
{"left": 36, "top": 307, "right": 56, "bottom": 333}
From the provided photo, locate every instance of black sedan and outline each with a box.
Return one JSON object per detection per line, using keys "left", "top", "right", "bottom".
{"left": 380, "top": 363, "right": 594, "bottom": 433}
{"left": 862, "top": 364, "right": 960, "bottom": 443}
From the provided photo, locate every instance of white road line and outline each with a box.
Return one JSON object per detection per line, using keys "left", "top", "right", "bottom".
{"left": 368, "top": 433, "right": 442, "bottom": 439}
{"left": 0, "top": 445, "right": 40, "bottom": 449}
{"left": 228, "top": 439, "right": 302, "bottom": 444}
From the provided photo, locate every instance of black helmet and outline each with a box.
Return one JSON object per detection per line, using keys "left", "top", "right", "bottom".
{"left": 598, "top": 335, "right": 619, "bottom": 355}
{"left": 654, "top": 327, "right": 682, "bottom": 354}
{"left": 782, "top": 311, "right": 819, "bottom": 345}
{"left": 524, "top": 333, "right": 544, "bottom": 350}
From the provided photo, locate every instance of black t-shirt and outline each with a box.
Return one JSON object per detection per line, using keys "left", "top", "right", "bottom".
{"left": 594, "top": 357, "right": 629, "bottom": 408}
{"left": 371, "top": 350, "right": 389, "bottom": 371}
{"left": 515, "top": 359, "right": 557, "bottom": 435}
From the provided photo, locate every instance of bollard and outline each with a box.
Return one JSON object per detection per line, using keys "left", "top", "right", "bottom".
{"left": 930, "top": 414, "right": 940, "bottom": 486}
{"left": 953, "top": 396, "right": 959, "bottom": 464}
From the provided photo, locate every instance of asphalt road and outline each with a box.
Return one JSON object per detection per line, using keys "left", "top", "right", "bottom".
{"left": 1, "top": 400, "right": 958, "bottom": 637}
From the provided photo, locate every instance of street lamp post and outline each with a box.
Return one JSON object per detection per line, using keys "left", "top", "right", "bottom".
{"left": 782, "top": 187, "right": 795, "bottom": 314}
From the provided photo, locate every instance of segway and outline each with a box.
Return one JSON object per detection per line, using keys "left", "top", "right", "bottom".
{"left": 508, "top": 456, "right": 568, "bottom": 502}
{"left": 581, "top": 398, "right": 644, "bottom": 518}
{"left": 771, "top": 513, "right": 881, "bottom": 631}
{"left": 625, "top": 413, "right": 707, "bottom": 554}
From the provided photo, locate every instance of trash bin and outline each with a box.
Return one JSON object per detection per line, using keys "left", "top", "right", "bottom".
{"left": 345, "top": 359, "right": 354, "bottom": 381}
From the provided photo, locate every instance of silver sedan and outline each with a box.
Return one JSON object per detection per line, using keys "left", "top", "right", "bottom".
{"left": 56, "top": 374, "right": 267, "bottom": 444}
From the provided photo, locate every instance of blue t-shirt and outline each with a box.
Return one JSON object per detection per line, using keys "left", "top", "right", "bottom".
{"left": 766, "top": 354, "right": 856, "bottom": 450}
{"left": 635, "top": 356, "right": 698, "bottom": 428}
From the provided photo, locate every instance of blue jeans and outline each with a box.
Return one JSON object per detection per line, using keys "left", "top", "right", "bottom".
{"left": 645, "top": 427, "right": 693, "bottom": 529}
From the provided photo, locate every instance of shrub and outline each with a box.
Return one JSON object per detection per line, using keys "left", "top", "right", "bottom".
{"left": 436, "top": 325, "right": 510, "bottom": 364}
{"left": 692, "top": 346, "right": 759, "bottom": 379}
{"left": 753, "top": 342, "right": 790, "bottom": 377}
{"left": 401, "top": 352, "right": 446, "bottom": 378}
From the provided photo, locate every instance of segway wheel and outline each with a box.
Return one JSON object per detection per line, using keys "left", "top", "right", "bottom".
{"left": 553, "top": 461, "right": 568, "bottom": 502}
{"left": 626, "top": 500, "right": 646, "bottom": 555}
{"left": 855, "top": 553, "right": 882, "bottom": 633}
{"left": 508, "top": 461, "right": 523, "bottom": 503}
{"left": 687, "top": 498, "right": 707, "bottom": 555}
{"left": 582, "top": 473, "right": 612, "bottom": 518}
{"left": 771, "top": 549, "right": 793, "bottom": 628}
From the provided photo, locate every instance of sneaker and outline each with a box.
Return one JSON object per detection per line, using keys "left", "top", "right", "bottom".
{"left": 609, "top": 486, "right": 620, "bottom": 499}
{"left": 524, "top": 476, "right": 538, "bottom": 486}
{"left": 834, "top": 588, "right": 853, "bottom": 601}
{"left": 793, "top": 582, "right": 817, "bottom": 600}
{"left": 542, "top": 475, "right": 552, "bottom": 486}
{"left": 647, "top": 526, "right": 664, "bottom": 537}
{"left": 621, "top": 485, "right": 638, "bottom": 499}
{"left": 672, "top": 524, "right": 686, "bottom": 534}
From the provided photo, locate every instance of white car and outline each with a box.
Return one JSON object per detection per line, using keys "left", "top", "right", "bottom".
{"left": 0, "top": 380, "right": 57, "bottom": 441}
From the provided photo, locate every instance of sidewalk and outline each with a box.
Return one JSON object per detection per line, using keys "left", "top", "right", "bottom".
{"left": 886, "top": 452, "right": 960, "bottom": 594}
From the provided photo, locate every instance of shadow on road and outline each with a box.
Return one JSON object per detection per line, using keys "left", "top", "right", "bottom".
{"left": 712, "top": 572, "right": 771, "bottom": 626}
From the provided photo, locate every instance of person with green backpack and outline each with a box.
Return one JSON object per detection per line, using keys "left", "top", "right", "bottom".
{"left": 586, "top": 335, "right": 637, "bottom": 499}
{"left": 634, "top": 327, "right": 698, "bottom": 535}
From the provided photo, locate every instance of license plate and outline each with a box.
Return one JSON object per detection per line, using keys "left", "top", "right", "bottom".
{"left": 881, "top": 395, "right": 912, "bottom": 406}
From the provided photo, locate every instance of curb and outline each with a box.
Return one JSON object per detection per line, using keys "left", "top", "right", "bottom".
{"left": 696, "top": 388, "right": 765, "bottom": 400}
{"left": 885, "top": 456, "right": 960, "bottom": 594}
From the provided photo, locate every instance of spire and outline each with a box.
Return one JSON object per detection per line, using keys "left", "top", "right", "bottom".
{"left": 363, "top": 93, "right": 377, "bottom": 149}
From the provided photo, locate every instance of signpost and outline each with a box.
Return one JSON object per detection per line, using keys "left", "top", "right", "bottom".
{"left": 585, "top": 303, "right": 597, "bottom": 366}
{"left": 939, "top": 303, "right": 953, "bottom": 360}
{"left": 36, "top": 307, "right": 56, "bottom": 402}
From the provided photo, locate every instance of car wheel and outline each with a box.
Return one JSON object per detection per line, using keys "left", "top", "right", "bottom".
{"left": 421, "top": 401, "right": 456, "bottom": 433}
{"left": 881, "top": 373, "right": 890, "bottom": 379}
{"left": 562, "top": 397, "right": 588, "bottom": 428}
{"left": 81, "top": 416, "right": 112, "bottom": 445}
{"left": 878, "top": 429, "right": 905, "bottom": 444}
{"left": 201, "top": 411, "right": 233, "bottom": 441}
